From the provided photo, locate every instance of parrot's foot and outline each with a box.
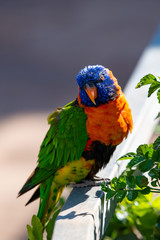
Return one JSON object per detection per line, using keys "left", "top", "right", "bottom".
{"left": 69, "top": 178, "right": 110, "bottom": 188}
{"left": 93, "top": 175, "right": 111, "bottom": 182}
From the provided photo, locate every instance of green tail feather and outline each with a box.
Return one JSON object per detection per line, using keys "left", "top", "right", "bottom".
{"left": 37, "top": 177, "right": 64, "bottom": 227}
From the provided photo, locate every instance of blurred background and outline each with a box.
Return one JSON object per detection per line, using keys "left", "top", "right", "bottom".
{"left": 0, "top": 1, "right": 160, "bottom": 239}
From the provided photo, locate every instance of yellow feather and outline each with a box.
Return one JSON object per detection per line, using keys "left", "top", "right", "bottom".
{"left": 41, "top": 157, "right": 95, "bottom": 224}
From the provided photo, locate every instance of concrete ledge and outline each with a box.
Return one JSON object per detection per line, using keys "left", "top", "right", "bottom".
{"left": 52, "top": 26, "right": 160, "bottom": 240}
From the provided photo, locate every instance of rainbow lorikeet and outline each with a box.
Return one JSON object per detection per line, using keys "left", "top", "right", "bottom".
{"left": 18, "top": 65, "right": 133, "bottom": 226}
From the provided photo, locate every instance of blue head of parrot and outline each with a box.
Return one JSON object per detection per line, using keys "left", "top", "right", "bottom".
{"left": 76, "top": 65, "right": 118, "bottom": 107}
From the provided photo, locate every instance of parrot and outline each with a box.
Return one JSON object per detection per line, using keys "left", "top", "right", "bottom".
{"left": 18, "top": 65, "right": 133, "bottom": 227}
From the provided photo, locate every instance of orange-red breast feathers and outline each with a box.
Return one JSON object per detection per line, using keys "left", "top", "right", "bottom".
{"left": 78, "top": 69, "right": 133, "bottom": 146}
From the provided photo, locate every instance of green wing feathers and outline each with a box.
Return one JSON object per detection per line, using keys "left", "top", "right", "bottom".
{"left": 18, "top": 100, "right": 88, "bottom": 197}
{"left": 39, "top": 100, "right": 88, "bottom": 168}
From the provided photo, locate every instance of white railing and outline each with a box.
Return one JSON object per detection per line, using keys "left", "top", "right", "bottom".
{"left": 52, "top": 25, "right": 160, "bottom": 240}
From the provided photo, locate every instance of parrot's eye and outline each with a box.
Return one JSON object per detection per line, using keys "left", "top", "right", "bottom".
{"left": 99, "top": 74, "right": 105, "bottom": 81}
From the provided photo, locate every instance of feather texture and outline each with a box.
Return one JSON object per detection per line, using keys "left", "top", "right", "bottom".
{"left": 18, "top": 100, "right": 88, "bottom": 196}
{"left": 18, "top": 65, "right": 133, "bottom": 230}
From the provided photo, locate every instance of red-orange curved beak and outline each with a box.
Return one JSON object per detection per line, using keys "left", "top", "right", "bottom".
{"left": 84, "top": 83, "right": 98, "bottom": 105}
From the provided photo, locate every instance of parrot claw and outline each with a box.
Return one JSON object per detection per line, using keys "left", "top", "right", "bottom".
{"left": 68, "top": 178, "right": 110, "bottom": 188}
{"left": 93, "top": 176, "right": 111, "bottom": 182}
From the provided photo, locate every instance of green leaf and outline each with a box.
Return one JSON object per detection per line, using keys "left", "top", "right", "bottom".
{"left": 118, "top": 152, "right": 136, "bottom": 160}
{"left": 126, "top": 176, "right": 135, "bottom": 188}
{"left": 135, "top": 176, "right": 148, "bottom": 188}
{"left": 127, "top": 155, "right": 145, "bottom": 168}
{"left": 106, "top": 188, "right": 116, "bottom": 200}
{"left": 140, "top": 186, "right": 151, "bottom": 195}
{"left": 111, "top": 176, "right": 127, "bottom": 191}
{"left": 127, "top": 190, "right": 138, "bottom": 201}
{"left": 110, "top": 177, "right": 118, "bottom": 190}
{"left": 138, "top": 159, "right": 154, "bottom": 172}
{"left": 157, "top": 89, "right": 160, "bottom": 103}
{"left": 101, "top": 181, "right": 107, "bottom": 190}
{"left": 148, "top": 168, "right": 158, "bottom": 179}
{"left": 153, "top": 136, "right": 160, "bottom": 150}
{"left": 27, "top": 215, "right": 43, "bottom": 240}
{"left": 125, "top": 169, "right": 136, "bottom": 177}
{"left": 32, "top": 215, "right": 43, "bottom": 240}
{"left": 115, "top": 190, "right": 127, "bottom": 202}
{"left": 148, "top": 82, "right": 160, "bottom": 97}
{"left": 46, "top": 209, "right": 61, "bottom": 240}
{"left": 156, "top": 215, "right": 160, "bottom": 228}
{"left": 116, "top": 176, "right": 126, "bottom": 190}
{"left": 151, "top": 180, "right": 157, "bottom": 187}
{"left": 136, "top": 74, "right": 158, "bottom": 89}
{"left": 27, "top": 225, "right": 34, "bottom": 240}
{"left": 139, "top": 211, "right": 157, "bottom": 232}
{"left": 139, "top": 212, "right": 157, "bottom": 228}
{"left": 155, "top": 112, "right": 160, "bottom": 120}
{"left": 152, "top": 149, "right": 160, "bottom": 163}
{"left": 136, "top": 144, "right": 150, "bottom": 156}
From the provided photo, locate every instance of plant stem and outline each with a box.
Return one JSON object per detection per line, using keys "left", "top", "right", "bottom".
{"left": 150, "top": 187, "right": 160, "bottom": 191}
{"left": 150, "top": 190, "right": 160, "bottom": 193}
